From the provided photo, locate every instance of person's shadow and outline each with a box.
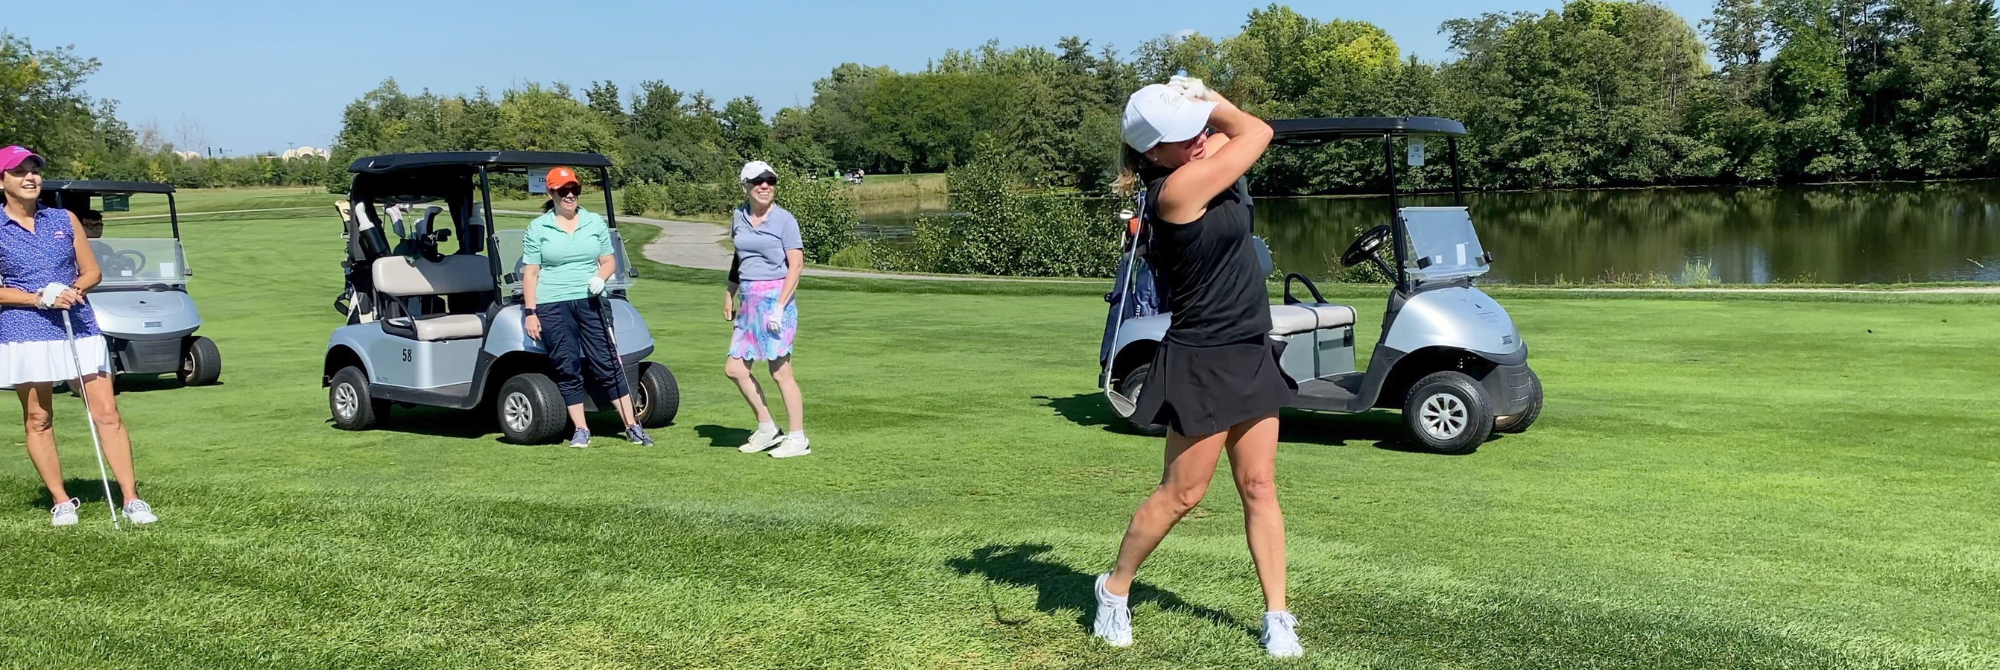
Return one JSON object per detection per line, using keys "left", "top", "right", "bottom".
{"left": 694, "top": 424, "right": 750, "bottom": 448}
{"left": 945, "top": 543, "right": 1252, "bottom": 639}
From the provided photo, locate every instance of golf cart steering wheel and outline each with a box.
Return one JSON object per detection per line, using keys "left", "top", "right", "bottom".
{"left": 1340, "top": 224, "right": 1393, "bottom": 268}
{"left": 98, "top": 247, "right": 146, "bottom": 277}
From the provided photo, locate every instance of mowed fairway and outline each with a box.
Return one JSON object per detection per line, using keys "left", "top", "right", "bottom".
{"left": 2, "top": 205, "right": 1999, "bottom": 668}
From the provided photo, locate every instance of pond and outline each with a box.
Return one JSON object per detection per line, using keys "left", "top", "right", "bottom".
{"left": 860, "top": 181, "right": 2000, "bottom": 284}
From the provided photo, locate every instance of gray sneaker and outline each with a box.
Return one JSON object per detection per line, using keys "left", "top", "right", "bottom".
{"left": 50, "top": 498, "right": 79, "bottom": 527}
{"left": 625, "top": 425, "right": 654, "bottom": 446}
{"left": 569, "top": 429, "right": 591, "bottom": 448}
{"left": 123, "top": 499, "right": 157, "bottom": 525}
{"left": 1092, "top": 573, "right": 1133, "bottom": 647}
{"left": 1262, "top": 610, "right": 1302, "bottom": 658}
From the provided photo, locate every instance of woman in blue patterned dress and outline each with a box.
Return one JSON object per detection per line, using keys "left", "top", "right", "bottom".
{"left": 0, "top": 146, "right": 156, "bottom": 526}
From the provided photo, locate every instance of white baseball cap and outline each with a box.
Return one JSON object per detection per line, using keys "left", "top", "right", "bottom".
{"left": 1121, "top": 84, "right": 1217, "bottom": 153}
{"left": 740, "top": 160, "right": 776, "bottom": 182}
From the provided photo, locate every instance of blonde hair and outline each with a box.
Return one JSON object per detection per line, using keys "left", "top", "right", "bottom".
{"left": 1114, "top": 145, "right": 1150, "bottom": 197}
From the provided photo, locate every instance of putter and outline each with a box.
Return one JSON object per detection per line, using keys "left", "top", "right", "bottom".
{"left": 61, "top": 309, "right": 121, "bottom": 530}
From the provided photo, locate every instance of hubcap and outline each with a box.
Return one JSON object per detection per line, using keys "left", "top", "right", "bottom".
{"left": 332, "top": 383, "right": 358, "bottom": 419}
{"left": 503, "top": 392, "right": 533, "bottom": 433}
{"left": 1419, "top": 392, "right": 1468, "bottom": 441}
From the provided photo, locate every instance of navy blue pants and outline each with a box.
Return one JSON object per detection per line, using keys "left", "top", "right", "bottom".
{"left": 540, "top": 298, "right": 630, "bottom": 406}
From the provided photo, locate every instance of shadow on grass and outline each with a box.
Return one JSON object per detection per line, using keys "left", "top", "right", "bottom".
{"left": 27, "top": 477, "right": 131, "bottom": 509}
{"left": 946, "top": 543, "right": 1252, "bottom": 640}
{"left": 693, "top": 424, "right": 751, "bottom": 449}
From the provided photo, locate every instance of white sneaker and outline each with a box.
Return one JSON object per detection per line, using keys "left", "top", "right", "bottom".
{"left": 1262, "top": 610, "right": 1303, "bottom": 658}
{"left": 1092, "top": 573, "right": 1133, "bottom": 647}
{"left": 123, "top": 499, "right": 157, "bottom": 525}
{"left": 769, "top": 434, "right": 811, "bottom": 458}
{"left": 738, "top": 425, "right": 782, "bottom": 453}
{"left": 50, "top": 498, "right": 79, "bottom": 527}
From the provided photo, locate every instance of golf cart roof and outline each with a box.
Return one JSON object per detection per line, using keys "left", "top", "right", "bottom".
{"left": 348, "top": 151, "right": 614, "bottom": 174}
{"left": 40, "top": 180, "right": 176, "bottom": 195}
{"left": 1269, "top": 117, "right": 1466, "bottom": 145}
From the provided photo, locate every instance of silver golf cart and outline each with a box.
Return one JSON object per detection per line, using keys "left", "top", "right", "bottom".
{"left": 1101, "top": 117, "right": 1542, "bottom": 454}
{"left": 323, "top": 151, "right": 678, "bottom": 443}
{"left": 40, "top": 181, "right": 221, "bottom": 387}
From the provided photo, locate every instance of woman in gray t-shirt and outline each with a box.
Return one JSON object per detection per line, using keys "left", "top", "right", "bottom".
{"left": 725, "top": 161, "right": 810, "bottom": 458}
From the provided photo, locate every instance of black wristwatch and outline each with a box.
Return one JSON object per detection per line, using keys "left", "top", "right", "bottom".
{"left": 523, "top": 307, "right": 538, "bottom": 316}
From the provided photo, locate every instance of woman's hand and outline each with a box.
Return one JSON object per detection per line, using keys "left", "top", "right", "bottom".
{"left": 53, "top": 288, "right": 84, "bottom": 310}
{"left": 525, "top": 314, "right": 542, "bottom": 341}
{"left": 764, "top": 308, "right": 784, "bottom": 334}
{"left": 724, "top": 292, "right": 737, "bottom": 322}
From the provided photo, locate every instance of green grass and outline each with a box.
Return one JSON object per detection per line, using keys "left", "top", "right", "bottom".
{"left": 8, "top": 197, "right": 1999, "bottom": 667}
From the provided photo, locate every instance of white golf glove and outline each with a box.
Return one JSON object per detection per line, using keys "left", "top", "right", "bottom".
{"left": 587, "top": 275, "right": 606, "bottom": 296}
{"left": 38, "top": 283, "right": 68, "bottom": 309}
{"left": 1168, "top": 74, "right": 1211, "bottom": 101}
{"left": 764, "top": 309, "right": 784, "bottom": 334}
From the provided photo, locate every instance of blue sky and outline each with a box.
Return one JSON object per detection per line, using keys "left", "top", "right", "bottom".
{"left": 10, "top": 0, "right": 1715, "bottom": 154}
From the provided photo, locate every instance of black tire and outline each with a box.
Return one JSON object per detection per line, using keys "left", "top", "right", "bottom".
{"left": 329, "top": 366, "right": 388, "bottom": 430}
{"left": 1402, "top": 371, "right": 1494, "bottom": 454}
{"left": 1493, "top": 369, "right": 1543, "bottom": 434}
{"left": 496, "top": 373, "right": 567, "bottom": 444}
{"left": 179, "top": 336, "right": 222, "bottom": 386}
{"left": 632, "top": 362, "right": 680, "bottom": 428}
{"left": 1114, "top": 363, "right": 1169, "bottom": 437}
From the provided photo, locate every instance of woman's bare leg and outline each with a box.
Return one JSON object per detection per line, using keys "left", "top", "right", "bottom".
{"left": 725, "top": 357, "right": 772, "bottom": 424}
{"left": 77, "top": 373, "right": 139, "bottom": 503}
{"left": 1104, "top": 428, "right": 1229, "bottom": 596}
{"left": 16, "top": 384, "right": 68, "bottom": 502}
{"left": 768, "top": 356, "right": 803, "bottom": 434}
{"left": 1225, "top": 413, "right": 1285, "bottom": 611}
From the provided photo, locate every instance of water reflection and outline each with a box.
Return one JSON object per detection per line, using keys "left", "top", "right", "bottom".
{"left": 858, "top": 182, "right": 2000, "bottom": 284}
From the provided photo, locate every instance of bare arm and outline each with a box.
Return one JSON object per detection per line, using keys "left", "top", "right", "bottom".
{"left": 1157, "top": 93, "right": 1272, "bottom": 225}
{"left": 596, "top": 254, "right": 617, "bottom": 283}
{"left": 0, "top": 287, "right": 39, "bottom": 307}
{"left": 778, "top": 249, "right": 803, "bottom": 306}
{"left": 522, "top": 265, "right": 542, "bottom": 340}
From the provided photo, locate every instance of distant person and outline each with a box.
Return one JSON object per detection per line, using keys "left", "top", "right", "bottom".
{"left": 0, "top": 146, "right": 157, "bottom": 526}
{"left": 520, "top": 166, "right": 651, "bottom": 448}
{"left": 77, "top": 209, "right": 103, "bottom": 238}
{"left": 724, "top": 160, "right": 810, "bottom": 458}
{"left": 1091, "top": 80, "right": 1299, "bottom": 657}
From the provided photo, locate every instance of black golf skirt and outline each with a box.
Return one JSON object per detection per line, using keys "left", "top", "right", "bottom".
{"left": 1131, "top": 335, "right": 1297, "bottom": 437}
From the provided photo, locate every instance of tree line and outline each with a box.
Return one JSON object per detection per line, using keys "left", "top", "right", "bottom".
{"left": 12, "top": 0, "right": 2000, "bottom": 195}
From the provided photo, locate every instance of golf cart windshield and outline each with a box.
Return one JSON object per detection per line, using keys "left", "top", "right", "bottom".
{"left": 491, "top": 228, "right": 637, "bottom": 294}
{"left": 1401, "top": 207, "right": 1490, "bottom": 283}
{"left": 91, "top": 238, "right": 190, "bottom": 287}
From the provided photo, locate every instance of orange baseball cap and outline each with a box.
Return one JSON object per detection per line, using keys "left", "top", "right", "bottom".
{"left": 545, "top": 167, "right": 580, "bottom": 190}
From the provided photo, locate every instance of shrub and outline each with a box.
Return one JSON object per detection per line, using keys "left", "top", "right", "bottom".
{"left": 621, "top": 182, "right": 668, "bottom": 216}
{"left": 871, "top": 152, "right": 1120, "bottom": 277}
{"left": 828, "top": 245, "right": 873, "bottom": 269}
{"left": 776, "top": 169, "right": 861, "bottom": 264}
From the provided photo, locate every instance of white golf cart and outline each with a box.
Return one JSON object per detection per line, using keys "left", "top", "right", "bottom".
{"left": 323, "top": 151, "right": 678, "bottom": 443}
{"left": 40, "top": 181, "right": 221, "bottom": 387}
{"left": 1101, "top": 117, "right": 1542, "bottom": 454}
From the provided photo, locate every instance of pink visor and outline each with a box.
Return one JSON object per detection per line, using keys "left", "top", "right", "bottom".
{"left": 0, "top": 146, "right": 43, "bottom": 171}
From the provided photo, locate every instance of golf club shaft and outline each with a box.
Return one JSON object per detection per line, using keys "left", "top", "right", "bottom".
{"left": 597, "top": 294, "right": 629, "bottom": 416}
{"left": 62, "top": 310, "right": 120, "bottom": 529}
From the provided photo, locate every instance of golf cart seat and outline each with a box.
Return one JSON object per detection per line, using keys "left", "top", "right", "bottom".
{"left": 1268, "top": 303, "right": 1357, "bottom": 336}
{"left": 372, "top": 255, "right": 492, "bottom": 342}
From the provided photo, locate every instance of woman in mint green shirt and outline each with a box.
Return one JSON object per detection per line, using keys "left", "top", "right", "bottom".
{"left": 521, "top": 166, "right": 649, "bottom": 448}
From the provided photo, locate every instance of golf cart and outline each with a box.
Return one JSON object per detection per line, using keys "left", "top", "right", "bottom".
{"left": 1101, "top": 117, "right": 1541, "bottom": 454}
{"left": 324, "top": 151, "right": 678, "bottom": 443}
{"left": 39, "top": 181, "right": 221, "bottom": 387}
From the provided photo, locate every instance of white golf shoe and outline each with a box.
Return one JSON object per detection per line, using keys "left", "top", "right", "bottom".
{"left": 50, "top": 498, "right": 79, "bottom": 527}
{"left": 738, "top": 425, "right": 782, "bottom": 453}
{"left": 769, "top": 434, "right": 811, "bottom": 458}
{"left": 122, "top": 499, "right": 157, "bottom": 525}
{"left": 1262, "top": 610, "right": 1303, "bottom": 658}
{"left": 1092, "top": 573, "right": 1133, "bottom": 647}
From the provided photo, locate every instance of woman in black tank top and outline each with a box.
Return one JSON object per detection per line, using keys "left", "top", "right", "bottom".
{"left": 1091, "top": 82, "right": 1304, "bottom": 658}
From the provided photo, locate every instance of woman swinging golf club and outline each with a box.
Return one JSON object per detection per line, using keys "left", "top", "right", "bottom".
{"left": 521, "top": 166, "right": 651, "bottom": 448}
{"left": 724, "top": 161, "right": 809, "bottom": 458}
{"left": 0, "top": 146, "right": 156, "bottom": 526}
{"left": 1092, "top": 81, "right": 1300, "bottom": 657}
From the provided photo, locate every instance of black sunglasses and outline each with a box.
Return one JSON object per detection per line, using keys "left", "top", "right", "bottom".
{"left": 745, "top": 173, "right": 778, "bottom": 187}
{"left": 553, "top": 185, "right": 582, "bottom": 197}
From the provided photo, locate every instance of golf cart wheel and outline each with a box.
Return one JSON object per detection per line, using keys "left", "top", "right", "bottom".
{"left": 329, "top": 366, "right": 388, "bottom": 430}
{"left": 496, "top": 373, "right": 567, "bottom": 444}
{"left": 1402, "top": 371, "right": 1494, "bottom": 455}
{"left": 1493, "top": 369, "right": 1543, "bottom": 434}
{"left": 179, "top": 336, "right": 222, "bottom": 386}
{"left": 1115, "top": 363, "right": 1169, "bottom": 437}
{"left": 633, "top": 362, "right": 679, "bottom": 428}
